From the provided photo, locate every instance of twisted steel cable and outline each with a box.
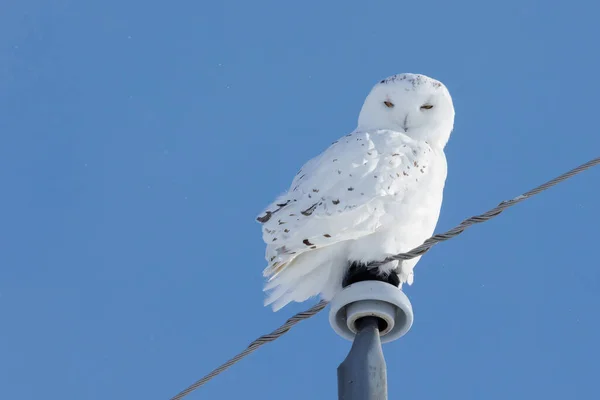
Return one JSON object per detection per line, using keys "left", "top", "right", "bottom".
{"left": 370, "top": 156, "right": 600, "bottom": 267}
{"left": 170, "top": 301, "right": 328, "bottom": 400}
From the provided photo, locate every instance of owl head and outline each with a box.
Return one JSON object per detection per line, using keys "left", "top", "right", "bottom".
{"left": 357, "top": 73, "right": 455, "bottom": 148}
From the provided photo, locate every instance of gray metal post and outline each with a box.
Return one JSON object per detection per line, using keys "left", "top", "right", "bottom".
{"left": 337, "top": 317, "right": 387, "bottom": 400}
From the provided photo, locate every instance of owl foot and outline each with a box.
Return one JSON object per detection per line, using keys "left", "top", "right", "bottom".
{"left": 342, "top": 261, "right": 400, "bottom": 288}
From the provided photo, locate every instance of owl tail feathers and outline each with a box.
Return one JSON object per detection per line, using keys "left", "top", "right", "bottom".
{"left": 263, "top": 247, "right": 346, "bottom": 312}
{"left": 262, "top": 261, "right": 288, "bottom": 281}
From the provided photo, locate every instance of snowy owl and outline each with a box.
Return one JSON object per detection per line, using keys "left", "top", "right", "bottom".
{"left": 257, "top": 73, "right": 455, "bottom": 311}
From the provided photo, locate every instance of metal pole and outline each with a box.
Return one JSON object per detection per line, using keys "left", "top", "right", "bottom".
{"left": 337, "top": 317, "right": 387, "bottom": 400}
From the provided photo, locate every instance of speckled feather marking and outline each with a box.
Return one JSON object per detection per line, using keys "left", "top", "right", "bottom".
{"left": 380, "top": 73, "right": 442, "bottom": 89}
{"left": 257, "top": 129, "right": 435, "bottom": 280}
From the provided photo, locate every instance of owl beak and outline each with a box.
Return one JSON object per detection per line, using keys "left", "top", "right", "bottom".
{"left": 402, "top": 114, "right": 409, "bottom": 132}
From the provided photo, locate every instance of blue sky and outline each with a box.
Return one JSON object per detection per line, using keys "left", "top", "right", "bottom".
{"left": 1, "top": 0, "right": 599, "bottom": 399}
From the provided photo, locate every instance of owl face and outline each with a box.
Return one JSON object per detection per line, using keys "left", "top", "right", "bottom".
{"left": 357, "top": 73, "right": 455, "bottom": 148}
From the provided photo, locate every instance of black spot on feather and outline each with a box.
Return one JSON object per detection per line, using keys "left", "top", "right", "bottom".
{"left": 256, "top": 211, "right": 272, "bottom": 223}
{"left": 257, "top": 200, "right": 291, "bottom": 223}
{"left": 301, "top": 203, "right": 319, "bottom": 216}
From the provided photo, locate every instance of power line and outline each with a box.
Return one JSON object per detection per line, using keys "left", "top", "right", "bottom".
{"left": 170, "top": 301, "right": 328, "bottom": 400}
{"left": 370, "top": 156, "right": 600, "bottom": 268}
{"left": 170, "top": 156, "right": 599, "bottom": 400}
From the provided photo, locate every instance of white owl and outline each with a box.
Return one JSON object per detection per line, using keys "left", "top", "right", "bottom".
{"left": 257, "top": 73, "right": 455, "bottom": 311}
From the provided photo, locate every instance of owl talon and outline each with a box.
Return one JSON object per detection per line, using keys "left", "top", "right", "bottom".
{"left": 342, "top": 262, "right": 400, "bottom": 288}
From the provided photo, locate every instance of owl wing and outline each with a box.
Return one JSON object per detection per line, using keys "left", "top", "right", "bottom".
{"left": 257, "top": 129, "right": 435, "bottom": 280}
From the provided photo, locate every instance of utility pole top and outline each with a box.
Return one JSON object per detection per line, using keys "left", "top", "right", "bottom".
{"left": 330, "top": 280, "right": 414, "bottom": 400}
{"left": 337, "top": 317, "right": 387, "bottom": 400}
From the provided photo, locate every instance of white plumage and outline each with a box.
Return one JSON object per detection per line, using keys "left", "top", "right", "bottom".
{"left": 257, "top": 73, "right": 455, "bottom": 311}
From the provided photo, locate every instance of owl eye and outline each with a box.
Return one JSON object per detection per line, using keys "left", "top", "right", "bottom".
{"left": 420, "top": 104, "right": 434, "bottom": 110}
{"left": 383, "top": 101, "right": 394, "bottom": 108}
